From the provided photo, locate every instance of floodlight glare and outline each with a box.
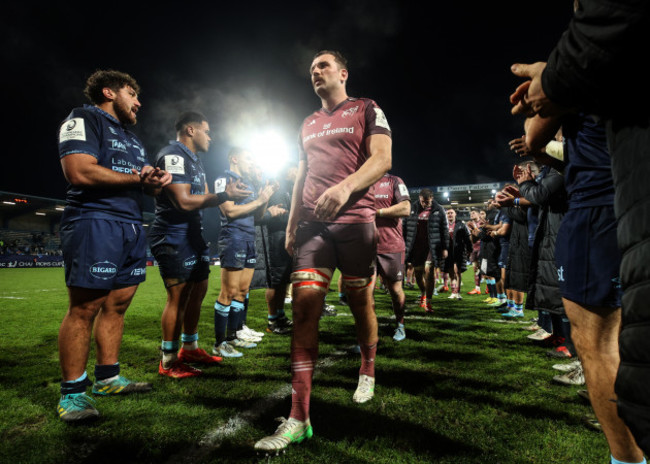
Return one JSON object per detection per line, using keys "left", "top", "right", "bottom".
{"left": 248, "top": 129, "right": 291, "bottom": 178}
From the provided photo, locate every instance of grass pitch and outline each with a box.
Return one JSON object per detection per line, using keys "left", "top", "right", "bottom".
{"left": 0, "top": 267, "right": 609, "bottom": 463}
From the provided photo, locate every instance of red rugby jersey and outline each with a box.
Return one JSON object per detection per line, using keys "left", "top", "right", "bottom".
{"left": 374, "top": 174, "right": 410, "bottom": 254}
{"left": 298, "top": 97, "right": 392, "bottom": 224}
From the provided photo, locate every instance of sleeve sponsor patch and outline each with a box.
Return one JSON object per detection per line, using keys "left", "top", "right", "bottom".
{"left": 374, "top": 108, "right": 391, "bottom": 131}
{"left": 164, "top": 155, "right": 185, "bottom": 174}
{"left": 214, "top": 177, "right": 227, "bottom": 193}
{"left": 59, "top": 118, "right": 86, "bottom": 143}
{"left": 398, "top": 183, "right": 409, "bottom": 197}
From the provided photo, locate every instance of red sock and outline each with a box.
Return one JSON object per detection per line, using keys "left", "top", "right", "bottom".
{"left": 289, "top": 346, "right": 318, "bottom": 422}
{"left": 359, "top": 342, "right": 377, "bottom": 377}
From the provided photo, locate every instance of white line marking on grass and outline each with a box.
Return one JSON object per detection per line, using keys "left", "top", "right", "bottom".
{"left": 165, "top": 347, "right": 354, "bottom": 462}
{"left": 0, "top": 296, "right": 25, "bottom": 299}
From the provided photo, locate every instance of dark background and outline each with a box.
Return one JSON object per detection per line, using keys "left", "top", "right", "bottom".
{"left": 1, "top": 1, "right": 572, "bottom": 201}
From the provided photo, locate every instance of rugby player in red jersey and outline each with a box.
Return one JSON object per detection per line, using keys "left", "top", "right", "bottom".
{"left": 255, "top": 50, "right": 392, "bottom": 453}
{"left": 373, "top": 173, "right": 411, "bottom": 340}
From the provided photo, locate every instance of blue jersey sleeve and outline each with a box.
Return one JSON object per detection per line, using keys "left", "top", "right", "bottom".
{"left": 58, "top": 108, "right": 102, "bottom": 159}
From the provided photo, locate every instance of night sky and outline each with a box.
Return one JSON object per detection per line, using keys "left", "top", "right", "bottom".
{"left": 1, "top": 2, "right": 572, "bottom": 201}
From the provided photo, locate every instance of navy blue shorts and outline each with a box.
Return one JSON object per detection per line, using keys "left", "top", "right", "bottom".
{"left": 60, "top": 219, "right": 147, "bottom": 289}
{"left": 555, "top": 205, "right": 622, "bottom": 308}
{"left": 219, "top": 238, "right": 256, "bottom": 270}
{"left": 498, "top": 241, "right": 510, "bottom": 269}
{"left": 149, "top": 231, "right": 210, "bottom": 286}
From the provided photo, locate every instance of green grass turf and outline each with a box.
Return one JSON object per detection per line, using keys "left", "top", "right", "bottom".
{"left": 0, "top": 267, "right": 609, "bottom": 463}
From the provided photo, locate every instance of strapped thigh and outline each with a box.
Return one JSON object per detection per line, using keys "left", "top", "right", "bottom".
{"left": 342, "top": 274, "right": 373, "bottom": 293}
{"left": 291, "top": 268, "right": 333, "bottom": 293}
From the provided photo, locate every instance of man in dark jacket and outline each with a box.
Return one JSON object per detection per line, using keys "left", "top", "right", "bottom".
{"left": 510, "top": 0, "right": 649, "bottom": 458}
{"left": 403, "top": 188, "right": 449, "bottom": 313}
{"left": 443, "top": 208, "right": 472, "bottom": 299}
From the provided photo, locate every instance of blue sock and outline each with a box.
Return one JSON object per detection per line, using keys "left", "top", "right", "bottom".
{"left": 229, "top": 299, "right": 244, "bottom": 338}
{"left": 161, "top": 340, "right": 179, "bottom": 353}
{"left": 181, "top": 332, "right": 198, "bottom": 343}
{"left": 611, "top": 455, "right": 647, "bottom": 464}
{"left": 60, "top": 371, "right": 92, "bottom": 395}
{"left": 268, "top": 313, "right": 278, "bottom": 321}
{"left": 515, "top": 303, "right": 523, "bottom": 312}
{"left": 498, "top": 293, "right": 507, "bottom": 300}
{"left": 507, "top": 299, "right": 514, "bottom": 308}
{"left": 243, "top": 293, "right": 250, "bottom": 326}
{"left": 214, "top": 300, "right": 230, "bottom": 345}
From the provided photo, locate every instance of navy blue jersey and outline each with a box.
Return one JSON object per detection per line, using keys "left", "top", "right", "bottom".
{"left": 217, "top": 170, "right": 257, "bottom": 241}
{"left": 562, "top": 114, "right": 614, "bottom": 208}
{"left": 151, "top": 141, "right": 206, "bottom": 232}
{"left": 58, "top": 105, "right": 149, "bottom": 223}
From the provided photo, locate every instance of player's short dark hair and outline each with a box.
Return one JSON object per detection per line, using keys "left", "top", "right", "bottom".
{"left": 175, "top": 111, "right": 208, "bottom": 133}
{"left": 84, "top": 70, "right": 140, "bottom": 105}
{"left": 314, "top": 50, "right": 348, "bottom": 70}
{"left": 419, "top": 188, "right": 433, "bottom": 200}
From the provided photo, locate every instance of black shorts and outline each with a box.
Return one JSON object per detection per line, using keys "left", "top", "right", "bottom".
{"left": 555, "top": 205, "right": 622, "bottom": 308}
{"left": 267, "top": 231, "right": 292, "bottom": 287}
{"left": 150, "top": 231, "right": 210, "bottom": 286}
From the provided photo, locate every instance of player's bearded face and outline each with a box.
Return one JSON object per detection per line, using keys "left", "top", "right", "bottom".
{"left": 113, "top": 87, "right": 139, "bottom": 125}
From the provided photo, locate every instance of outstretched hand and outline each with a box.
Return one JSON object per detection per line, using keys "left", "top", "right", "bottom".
{"left": 509, "top": 136, "right": 530, "bottom": 157}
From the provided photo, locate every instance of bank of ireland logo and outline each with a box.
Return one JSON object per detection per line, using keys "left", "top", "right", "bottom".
{"left": 90, "top": 261, "right": 118, "bottom": 280}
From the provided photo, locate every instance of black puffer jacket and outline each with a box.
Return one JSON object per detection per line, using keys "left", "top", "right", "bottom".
{"left": 542, "top": 1, "right": 650, "bottom": 450}
{"left": 444, "top": 221, "right": 472, "bottom": 274}
{"left": 477, "top": 208, "right": 501, "bottom": 281}
{"left": 403, "top": 199, "right": 449, "bottom": 266}
{"left": 504, "top": 205, "right": 530, "bottom": 293}
{"left": 519, "top": 166, "right": 567, "bottom": 315}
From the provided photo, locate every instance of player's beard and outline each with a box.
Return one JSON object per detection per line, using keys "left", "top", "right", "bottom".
{"left": 114, "top": 97, "right": 137, "bottom": 126}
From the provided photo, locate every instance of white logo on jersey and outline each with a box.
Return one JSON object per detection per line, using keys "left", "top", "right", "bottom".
{"left": 59, "top": 118, "right": 86, "bottom": 142}
{"left": 398, "top": 183, "right": 409, "bottom": 196}
{"left": 214, "top": 177, "right": 227, "bottom": 193}
{"left": 323, "top": 123, "right": 331, "bottom": 130}
{"left": 164, "top": 155, "right": 185, "bottom": 174}
{"left": 342, "top": 105, "right": 359, "bottom": 118}
{"left": 374, "top": 108, "right": 391, "bottom": 130}
{"left": 307, "top": 119, "right": 316, "bottom": 126}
